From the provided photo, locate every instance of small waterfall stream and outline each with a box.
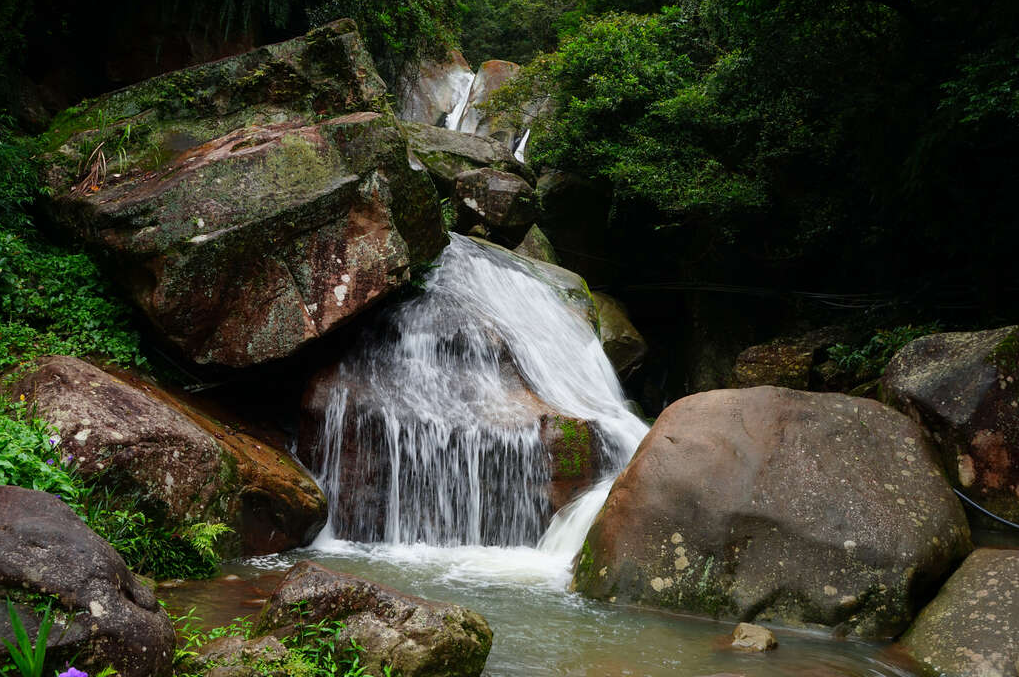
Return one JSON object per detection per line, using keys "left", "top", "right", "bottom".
{"left": 311, "top": 234, "right": 647, "bottom": 555}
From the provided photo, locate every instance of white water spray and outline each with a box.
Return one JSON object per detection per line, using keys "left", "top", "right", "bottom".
{"left": 310, "top": 234, "right": 646, "bottom": 558}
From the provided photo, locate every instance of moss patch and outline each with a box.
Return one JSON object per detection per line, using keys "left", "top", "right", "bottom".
{"left": 551, "top": 415, "right": 591, "bottom": 478}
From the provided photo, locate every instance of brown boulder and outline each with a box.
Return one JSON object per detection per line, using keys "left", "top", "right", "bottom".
{"left": 255, "top": 561, "right": 492, "bottom": 677}
{"left": 730, "top": 327, "right": 854, "bottom": 391}
{"left": 40, "top": 21, "right": 445, "bottom": 368}
{"left": 404, "top": 121, "right": 534, "bottom": 194}
{"left": 455, "top": 60, "right": 520, "bottom": 140}
{"left": 513, "top": 224, "right": 559, "bottom": 265}
{"left": 573, "top": 387, "right": 971, "bottom": 638}
{"left": 454, "top": 168, "right": 537, "bottom": 247}
{"left": 11, "top": 356, "right": 326, "bottom": 557}
{"left": 882, "top": 326, "right": 1019, "bottom": 522}
{"left": 899, "top": 548, "right": 1019, "bottom": 677}
{"left": 0, "top": 487, "right": 175, "bottom": 676}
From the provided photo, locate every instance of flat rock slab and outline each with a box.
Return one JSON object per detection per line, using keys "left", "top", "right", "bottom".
{"left": 574, "top": 386, "right": 972, "bottom": 638}
{"left": 900, "top": 548, "right": 1019, "bottom": 677}
{"left": 255, "top": 561, "right": 492, "bottom": 677}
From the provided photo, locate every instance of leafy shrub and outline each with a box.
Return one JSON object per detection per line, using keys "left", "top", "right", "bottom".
{"left": 0, "top": 395, "right": 83, "bottom": 509}
{"left": 0, "top": 119, "right": 145, "bottom": 370}
{"left": 828, "top": 323, "right": 943, "bottom": 379}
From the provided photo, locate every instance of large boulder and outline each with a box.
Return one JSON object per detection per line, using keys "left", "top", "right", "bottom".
{"left": 0, "top": 487, "right": 175, "bottom": 677}
{"left": 455, "top": 60, "right": 520, "bottom": 140}
{"left": 882, "top": 326, "right": 1019, "bottom": 522}
{"left": 404, "top": 121, "right": 534, "bottom": 193}
{"left": 513, "top": 224, "right": 559, "bottom": 265}
{"left": 454, "top": 167, "right": 537, "bottom": 247}
{"left": 40, "top": 20, "right": 446, "bottom": 368}
{"left": 900, "top": 548, "right": 1019, "bottom": 677}
{"left": 573, "top": 386, "right": 972, "bottom": 638}
{"left": 255, "top": 561, "right": 492, "bottom": 677}
{"left": 730, "top": 327, "right": 857, "bottom": 392}
{"left": 592, "top": 292, "right": 647, "bottom": 381}
{"left": 11, "top": 356, "right": 326, "bottom": 557}
{"left": 396, "top": 49, "right": 475, "bottom": 127}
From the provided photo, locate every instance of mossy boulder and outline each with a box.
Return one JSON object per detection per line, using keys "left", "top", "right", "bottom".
{"left": 900, "top": 548, "right": 1019, "bottom": 677}
{"left": 39, "top": 20, "right": 446, "bottom": 368}
{"left": 592, "top": 292, "right": 647, "bottom": 381}
{"left": 256, "top": 561, "right": 492, "bottom": 677}
{"left": 573, "top": 386, "right": 971, "bottom": 638}
{"left": 540, "top": 414, "right": 604, "bottom": 511}
{"left": 882, "top": 326, "right": 1019, "bottom": 523}
{"left": 513, "top": 225, "right": 559, "bottom": 265}
{"left": 403, "top": 120, "right": 534, "bottom": 194}
{"left": 454, "top": 167, "right": 537, "bottom": 247}
{"left": 729, "top": 327, "right": 855, "bottom": 391}
{"left": 10, "top": 356, "right": 326, "bottom": 557}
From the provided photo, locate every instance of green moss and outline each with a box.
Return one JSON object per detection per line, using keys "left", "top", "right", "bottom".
{"left": 575, "top": 539, "right": 595, "bottom": 584}
{"left": 989, "top": 328, "right": 1019, "bottom": 376}
{"left": 552, "top": 415, "right": 591, "bottom": 478}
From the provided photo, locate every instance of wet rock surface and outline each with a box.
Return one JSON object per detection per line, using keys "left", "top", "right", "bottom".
{"left": 404, "top": 121, "right": 533, "bottom": 193}
{"left": 0, "top": 486, "right": 175, "bottom": 677}
{"left": 574, "top": 386, "right": 972, "bottom": 638}
{"left": 592, "top": 292, "right": 647, "bottom": 381}
{"left": 11, "top": 356, "right": 326, "bottom": 556}
{"left": 255, "top": 561, "right": 493, "bottom": 677}
{"left": 454, "top": 167, "right": 537, "bottom": 247}
{"left": 40, "top": 20, "right": 445, "bottom": 367}
{"left": 883, "top": 326, "right": 1019, "bottom": 522}
{"left": 900, "top": 548, "right": 1019, "bottom": 677}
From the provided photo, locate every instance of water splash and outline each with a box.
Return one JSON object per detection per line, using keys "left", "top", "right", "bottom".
{"left": 311, "top": 234, "right": 647, "bottom": 553}
{"left": 445, "top": 69, "right": 476, "bottom": 131}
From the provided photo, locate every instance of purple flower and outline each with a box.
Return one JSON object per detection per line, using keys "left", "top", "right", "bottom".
{"left": 48, "top": 436, "right": 59, "bottom": 446}
{"left": 59, "top": 668, "right": 88, "bottom": 677}
{"left": 46, "top": 459, "right": 55, "bottom": 466}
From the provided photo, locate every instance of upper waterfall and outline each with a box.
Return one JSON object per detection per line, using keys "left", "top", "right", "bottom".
{"left": 310, "top": 234, "right": 648, "bottom": 550}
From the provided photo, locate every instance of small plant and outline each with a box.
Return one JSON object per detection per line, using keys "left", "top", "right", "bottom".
{"left": 1, "top": 598, "right": 53, "bottom": 677}
{"left": 828, "top": 322, "right": 942, "bottom": 379}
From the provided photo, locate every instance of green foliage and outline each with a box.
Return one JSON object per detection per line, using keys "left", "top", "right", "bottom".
{"left": 828, "top": 323, "right": 942, "bottom": 379}
{"left": 170, "top": 605, "right": 385, "bottom": 677}
{"left": 0, "top": 599, "right": 52, "bottom": 677}
{"left": 0, "top": 120, "right": 146, "bottom": 370}
{"left": 0, "top": 396, "right": 83, "bottom": 509}
{"left": 306, "top": 0, "right": 463, "bottom": 81}
{"left": 459, "top": 0, "right": 578, "bottom": 65}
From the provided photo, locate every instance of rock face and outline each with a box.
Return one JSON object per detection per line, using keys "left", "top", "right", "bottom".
{"left": 0, "top": 487, "right": 175, "bottom": 677}
{"left": 255, "top": 561, "right": 492, "bottom": 677}
{"left": 11, "top": 356, "right": 326, "bottom": 556}
{"left": 456, "top": 60, "right": 520, "bottom": 139}
{"left": 396, "top": 49, "right": 475, "bottom": 127}
{"left": 573, "top": 386, "right": 972, "bottom": 638}
{"left": 40, "top": 20, "right": 446, "bottom": 368}
{"left": 454, "top": 168, "right": 537, "bottom": 247}
{"left": 540, "top": 414, "right": 606, "bottom": 512}
{"left": 883, "top": 326, "right": 1019, "bottom": 522}
{"left": 404, "top": 121, "right": 533, "bottom": 193}
{"left": 592, "top": 292, "right": 647, "bottom": 380}
{"left": 513, "top": 224, "right": 559, "bottom": 265}
{"left": 730, "top": 327, "right": 858, "bottom": 392}
{"left": 899, "top": 548, "right": 1019, "bottom": 677}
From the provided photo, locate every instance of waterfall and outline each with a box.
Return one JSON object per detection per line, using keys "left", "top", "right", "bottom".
{"left": 311, "top": 235, "right": 648, "bottom": 553}
{"left": 513, "top": 129, "right": 531, "bottom": 163}
{"left": 444, "top": 69, "right": 475, "bottom": 131}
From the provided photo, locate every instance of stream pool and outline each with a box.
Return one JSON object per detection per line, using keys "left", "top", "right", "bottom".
{"left": 160, "top": 540, "right": 921, "bottom": 677}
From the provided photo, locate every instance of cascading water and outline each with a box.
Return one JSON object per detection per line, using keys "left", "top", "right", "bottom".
{"left": 443, "top": 68, "right": 475, "bottom": 131}
{"left": 310, "top": 234, "right": 647, "bottom": 554}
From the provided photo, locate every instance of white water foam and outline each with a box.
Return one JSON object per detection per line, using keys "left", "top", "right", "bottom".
{"left": 310, "top": 234, "right": 648, "bottom": 565}
{"left": 445, "top": 69, "right": 477, "bottom": 131}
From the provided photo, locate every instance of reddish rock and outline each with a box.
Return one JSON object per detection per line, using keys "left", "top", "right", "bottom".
{"left": 0, "top": 487, "right": 175, "bottom": 677}
{"left": 574, "top": 387, "right": 971, "bottom": 638}
{"left": 255, "top": 561, "right": 492, "bottom": 677}
{"left": 882, "top": 326, "right": 1019, "bottom": 523}
{"left": 11, "top": 356, "right": 326, "bottom": 556}
{"left": 40, "top": 21, "right": 445, "bottom": 368}
{"left": 456, "top": 60, "right": 521, "bottom": 138}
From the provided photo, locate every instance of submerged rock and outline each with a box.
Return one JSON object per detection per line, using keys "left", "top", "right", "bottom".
{"left": 882, "top": 326, "right": 1019, "bottom": 522}
{"left": 731, "top": 623, "right": 777, "bottom": 651}
{"left": 454, "top": 167, "right": 537, "bottom": 247}
{"left": 592, "top": 292, "right": 647, "bottom": 381}
{"left": 900, "top": 548, "right": 1019, "bottom": 677}
{"left": 0, "top": 486, "right": 175, "bottom": 677}
{"left": 11, "top": 356, "right": 326, "bottom": 556}
{"left": 573, "top": 386, "right": 971, "bottom": 638}
{"left": 40, "top": 20, "right": 446, "bottom": 368}
{"left": 255, "top": 561, "right": 492, "bottom": 677}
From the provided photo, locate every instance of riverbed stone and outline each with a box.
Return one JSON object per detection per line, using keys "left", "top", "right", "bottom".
{"left": 731, "top": 623, "right": 777, "bottom": 651}
{"left": 255, "top": 561, "right": 492, "bottom": 677}
{"left": 10, "top": 355, "right": 326, "bottom": 557}
{"left": 39, "top": 20, "right": 446, "bottom": 368}
{"left": 573, "top": 386, "right": 972, "bottom": 638}
{"left": 882, "top": 326, "right": 1019, "bottom": 523}
{"left": 454, "top": 167, "right": 537, "bottom": 247}
{"left": 899, "top": 548, "right": 1019, "bottom": 677}
{"left": 0, "top": 486, "right": 175, "bottom": 677}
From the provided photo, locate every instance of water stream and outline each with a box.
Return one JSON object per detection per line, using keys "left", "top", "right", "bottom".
{"left": 176, "top": 234, "right": 922, "bottom": 676}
